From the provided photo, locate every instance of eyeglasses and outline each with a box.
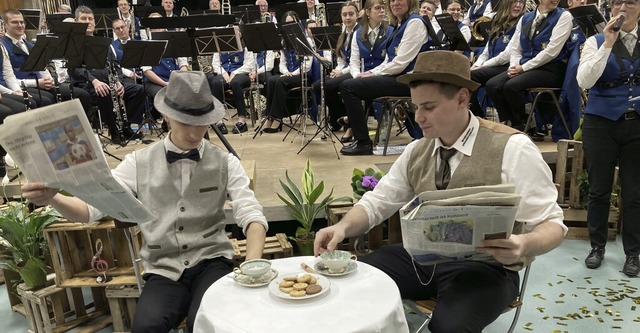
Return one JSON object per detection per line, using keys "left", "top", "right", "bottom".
{"left": 613, "top": 0, "right": 638, "bottom": 7}
{"left": 372, "top": 5, "right": 385, "bottom": 10}
{"left": 114, "top": 25, "right": 127, "bottom": 31}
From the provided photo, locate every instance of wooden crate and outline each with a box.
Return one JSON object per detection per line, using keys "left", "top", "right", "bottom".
{"left": 564, "top": 208, "right": 618, "bottom": 241}
{"left": 326, "top": 203, "right": 402, "bottom": 253}
{"left": 231, "top": 233, "right": 293, "bottom": 265}
{"left": 17, "top": 282, "right": 111, "bottom": 333}
{"left": 44, "top": 221, "right": 143, "bottom": 288}
{"left": 2, "top": 268, "right": 26, "bottom": 315}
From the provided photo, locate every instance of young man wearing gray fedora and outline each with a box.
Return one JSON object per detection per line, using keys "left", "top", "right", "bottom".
{"left": 21, "top": 71, "right": 268, "bottom": 333}
{"left": 314, "top": 51, "right": 566, "bottom": 332}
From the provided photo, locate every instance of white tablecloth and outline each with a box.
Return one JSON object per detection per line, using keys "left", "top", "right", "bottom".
{"left": 193, "top": 256, "right": 410, "bottom": 333}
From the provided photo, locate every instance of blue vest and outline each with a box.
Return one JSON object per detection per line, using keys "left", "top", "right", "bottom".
{"left": 1, "top": 36, "right": 37, "bottom": 80}
{"left": 149, "top": 58, "right": 178, "bottom": 82}
{"left": 469, "top": 0, "right": 491, "bottom": 23}
{"left": 339, "top": 30, "right": 355, "bottom": 67}
{"left": 256, "top": 51, "right": 266, "bottom": 68}
{"left": 386, "top": 13, "right": 430, "bottom": 73}
{"left": 583, "top": 34, "right": 640, "bottom": 121}
{"left": 220, "top": 51, "right": 244, "bottom": 73}
{"left": 487, "top": 25, "right": 517, "bottom": 59}
{"left": 356, "top": 26, "right": 393, "bottom": 71}
{"left": 519, "top": 8, "right": 568, "bottom": 65}
{"left": 284, "top": 50, "right": 301, "bottom": 73}
{"left": 0, "top": 54, "right": 5, "bottom": 87}
{"left": 111, "top": 39, "right": 125, "bottom": 62}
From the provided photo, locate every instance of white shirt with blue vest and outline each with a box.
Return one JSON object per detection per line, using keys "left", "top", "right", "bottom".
{"left": 349, "top": 24, "right": 394, "bottom": 78}
{"left": 371, "top": 13, "right": 430, "bottom": 76}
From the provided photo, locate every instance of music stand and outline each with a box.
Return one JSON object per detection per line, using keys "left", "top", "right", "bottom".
{"left": 240, "top": 22, "right": 284, "bottom": 138}
{"left": 49, "top": 22, "right": 89, "bottom": 65}
{"left": 134, "top": 5, "right": 164, "bottom": 22}
{"left": 275, "top": 2, "right": 309, "bottom": 23}
{"left": 93, "top": 8, "right": 120, "bottom": 38}
{"left": 120, "top": 40, "right": 168, "bottom": 143}
{"left": 193, "top": 27, "right": 242, "bottom": 56}
{"left": 423, "top": 15, "right": 443, "bottom": 46}
{"left": 326, "top": 2, "right": 344, "bottom": 26}
{"left": 151, "top": 31, "right": 191, "bottom": 58}
{"left": 233, "top": 5, "right": 262, "bottom": 24}
{"left": 569, "top": 4, "right": 606, "bottom": 37}
{"left": 46, "top": 13, "right": 74, "bottom": 32}
{"left": 19, "top": 35, "right": 60, "bottom": 73}
{"left": 435, "top": 14, "right": 472, "bottom": 52}
{"left": 18, "top": 9, "right": 41, "bottom": 31}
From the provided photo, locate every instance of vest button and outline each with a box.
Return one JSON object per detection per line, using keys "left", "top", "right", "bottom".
{"left": 180, "top": 207, "right": 185, "bottom": 212}
{"left": 184, "top": 260, "right": 189, "bottom": 266}
{"left": 178, "top": 226, "right": 184, "bottom": 231}
{"left": 182, "top": 245, "right": 188, "bottom": 250}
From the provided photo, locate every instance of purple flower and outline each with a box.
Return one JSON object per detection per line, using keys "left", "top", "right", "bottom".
{"left": 362, "top": 176, "right": 379, "bottom": 190}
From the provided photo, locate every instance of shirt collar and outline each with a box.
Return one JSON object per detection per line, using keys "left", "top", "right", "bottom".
{"left": 620, "top": 25, "right": 639, "bottom": 40}
{"left": 430, "top": 111, "right": 478, "bottom": 158}
{"left": 7, "top": 34, "right": 24, "bottom": 45}
{"left": 163, "top": 132, "right": 204, "bottom": 158}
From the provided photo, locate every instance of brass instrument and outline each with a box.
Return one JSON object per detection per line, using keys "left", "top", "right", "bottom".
{"left": 315, "top": 3, "right": 327, "bottom": 26}
{"left": 180, "top": 7, "right": 190, "bottom": 16}
{"left": 525, "top": 0, "right": 538, "bottom": 12}
{"left": 118, "top": 6, "right": 136, "bottom": 41}
{"left": 198, "top": 55, "right": 213, "bottom": 74}
{"left": 222, "top": 0, "right": 232, "bottom": 15}
{"left": 108, "top": 61, "right": 129, "bottom": 145}
{"left": 244, "top": 85, "right": 267, "bottom": 115}
{"left": 262, "top": 11, "right": 272, "bottom": 23}
{"left": 471, "top": 16, "right": 492, "bottom": 42}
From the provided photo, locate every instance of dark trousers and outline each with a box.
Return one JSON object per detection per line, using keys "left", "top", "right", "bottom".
{"left": 210, "top": 73, "right": 251, "bottom": 117}
{"left": 312, "top": 73, "right": 352, "bottom": 129}
{"left": 132, "top": 257, "right": 233, "bottom": 333}
{"left": 0, "top": 93, "right": 30, "bottom": 112}
{"left": 145, "top": 82, "right": 164, "bottom": 119}
{"left": 485, "top": 61, "right": 566, "bottom": 126}
{"left": 583, "top": 114, "right": 640, "bottom": 255}
{"left": 59, "top": 83, "right": 92, "bottom": 115}
{"left": 470, "top": 65, "right": 508, "bottom": 118}
{"left": 26, "top": 88, "right": 54, "bottom": 107}
{"left": 360, "top": 244, "right": 519, "bottom": 333}
{"left": 266, "top": 74, "right": 302, "bottom": 119}
{"left": 340, "top": 75, "right": 410, "bottom": 141}
{"left": 86, "top": 82, "right": 146, "bottom": 135}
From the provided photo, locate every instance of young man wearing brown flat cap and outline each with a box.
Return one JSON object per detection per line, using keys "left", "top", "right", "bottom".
{"left": 21, "top": 71, "right": 268, "bottom": 333}
{"left": 314, "top": 51, "right": 566, "bottom": 332}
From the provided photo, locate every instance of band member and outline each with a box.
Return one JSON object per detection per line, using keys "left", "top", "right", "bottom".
{"left": 577, "top": 1, "right": 640, "bottom": 277}
{"left": 163, "top": 0, "right": 177, "bottom": 18}
{"left": 310, "top": 1, "right": 364, "bottom": 138}
{"left": 249, "top": 50, "right": 275, "bottom": 85}
{"left": 256, "top": 0, "right": 276, "bottom": 23}
{"left": 111, "top": 19, "right": 141, "bottom": 83}
{"left": 420, "top": 0, "right": 437, "bottom": 18}
{"left": 462, "top": 0, "right": 495, "bottom": 27}
{"left": 209, "top": 0, "right": 221, "bottom": 12}
{"left": 69, "top": 6, "right": 146, "bottom": 145}
{"left": 1, "top": 44, "right": 45, "bottom": 110}
{"left": 442, "top": 0, "right": 471, "bottom": 43}
{"left": 339, "top": 0, "right": 431, "bottom": 155}
{"left": 117, "top": 0, "right": 148, "bottom": 40}
{"left": 301, "top": 0, "right": 318, "bottom": 21}
{"left": 470, "top": 0, "right": 525, "bottom": 117}
{"left": 485, "top": 0, "right": 572, "bottom": 130}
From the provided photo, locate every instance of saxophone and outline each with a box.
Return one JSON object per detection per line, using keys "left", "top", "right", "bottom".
{"left": 108, "top": 61, "right": 129, "bottom": 145}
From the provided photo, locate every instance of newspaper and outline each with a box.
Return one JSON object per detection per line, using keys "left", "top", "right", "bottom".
{"left": 0, "top": 99, "right": 154, "bottom": 223}
{"left": 400, "top": 184, "right": 521, "bottom": 266}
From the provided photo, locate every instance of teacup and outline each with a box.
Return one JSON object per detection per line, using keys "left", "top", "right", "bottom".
{"left": 320, "top": 250, "right": 357, "bottom": 273}
{"left": 233, "top": 259, "right": 272, "bottom": 279}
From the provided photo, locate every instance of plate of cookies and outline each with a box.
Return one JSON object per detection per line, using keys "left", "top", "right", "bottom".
{"left": 268, "top": 273, "right": 330, "bottom": 300}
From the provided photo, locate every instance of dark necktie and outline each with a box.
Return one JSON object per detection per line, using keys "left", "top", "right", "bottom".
{"left": 166, "top": 149, "right": 200, "bottom": 163}
{"left": 435, "top": 147, "right": 457, "bottom": 190}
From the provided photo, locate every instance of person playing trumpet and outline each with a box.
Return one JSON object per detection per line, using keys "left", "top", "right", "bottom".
{"left": 117, "top": 0, "right": 148, "bottom": 40}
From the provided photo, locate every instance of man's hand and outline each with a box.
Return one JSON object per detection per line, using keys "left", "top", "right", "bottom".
{"left": 249, "top": 71, "right": 256, "bottom": 81}
{"left": 116, "top": 82, "right": 125, "bottom": 97}
{"left": 92, "top": 80, "right": 110, "bottom": 97}
{"left": 228, "top": 73, "right": 236, "bottom": 83}
{"left": 603, "top": 13, "right": 623, "bottom": 48}
{"left": 356, "top": 72, "right": 374, "bottom": 78}
{"left": 470, "top": 65, "right": 482, "bottom": 71}
{"left": 38, "top": 78, "right": 55, "bottom": 90}
{"left": 329, "top": 69, "right": 343, "bottom": 79}
{"left": 313, "top": 225, "right": 347, "bottom": 256}
{"left": 475, "top": 234, "right": 525, "bottom": 265}
{"left": 21, "top": 182, "right": 60, "bottom": 206}
{"left": 282, "top": 72, "right": 293, "bottom": 77}
{"left": 507, "top": 65, "right": 523, "bottom": 78}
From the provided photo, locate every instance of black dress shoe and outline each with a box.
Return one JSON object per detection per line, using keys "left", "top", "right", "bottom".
{"left": 337, "top": 116, "right": 350, "bottom": 129}
{"left": 585, "top": 247, "right": 605, "bottom": 269}
{"left": 623, "top": 255, "right": 640, "bottom": 277}
{"left": 232, "top": 122, "right": 248, "bottom": 134}
{"left": 340, "top": 140, "right": 373, "bottom": 155}
{"left": 340, "top": 135, "right": 354, "bottom": 143}
{"left": 216, "top": 122, "right": 228, "bottom": 134}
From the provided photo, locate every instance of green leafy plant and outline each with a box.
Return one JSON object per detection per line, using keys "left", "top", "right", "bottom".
{"left": 351, "top": 168, "right": 385, "bottom": 199}
{"left": 277, "top": 159, "right": 350, "bottom": 244}
{"left": 577, "top": 170, "right": 619, "bottom": 209}
{"left": 0, "top": 200, "right": 60, "bottom": 288}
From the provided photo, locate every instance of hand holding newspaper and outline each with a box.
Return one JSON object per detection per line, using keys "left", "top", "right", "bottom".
{"left": 0, "top": 100, "right": 154, "bottom": 223}
{"left": 400, "top": 184, "right": 521, "bottom": 266}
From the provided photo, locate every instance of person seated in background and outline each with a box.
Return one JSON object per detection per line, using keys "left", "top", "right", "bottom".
{"left": 420, "top": 0, "right": 437, "bottom": 19}
{"left": 21, "top": 71, "right": 268, "bottom": 333}
{"left": 111, "top": 19, "right": 142, "bottom": 84}
{"left": 117, "top": 0, "right": 148, "bottom": 40}
{"left": 462, "top": 0, "right": 495, "bottom": 27}
{"left": 485, "top": 0, "right": 572, "bottom": 130}
{"left": 470, "top": 0, "right": 525, "bottom": 117}
{"left": 1, "top": 43, "right": 45, "bottom": 110}
{"left": 441, "top": 0, "right": 471, "bottom": 43}
{"left": 256, "top": 0, "right": 277, "bottom": 23}
{"left": 209, "top": 0, "right": 221, "bottom": 12}
{"left": 163, "top": 0, "right": 177, "bottom": 18}
{"left": 314, "top": 50, "right": 566, "bottom": 333}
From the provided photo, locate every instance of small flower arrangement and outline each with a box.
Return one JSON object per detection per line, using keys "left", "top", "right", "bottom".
{"left": 351, "top": 168, "right": 385, "bottom": 199}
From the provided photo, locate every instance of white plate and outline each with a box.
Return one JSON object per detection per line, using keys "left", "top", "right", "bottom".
{"left": 268, "top": 273, "right": 331, "bottom": 300}
{"left": 314, "top": 260, "right": 358, "bottom": 277}
{"left": 233, "top": 268, "right": 278, "bottom": 287}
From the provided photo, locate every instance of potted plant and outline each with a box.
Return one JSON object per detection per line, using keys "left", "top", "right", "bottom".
{"left": 277, "top": 159, "right": 350, "bottom": 255}
{"left": 0, "top": 200, "right": 60, "bottom": 288}
{"left": 351, "top": 167, "right": 385, "bottom": 199}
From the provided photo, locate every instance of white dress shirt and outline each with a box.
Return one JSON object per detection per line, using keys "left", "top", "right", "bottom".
{"left": 508, "top": 10, "right": 573, "bottom": 72}
{"left": 335, "top": 28, "right": 355, "bottom": 75}
{"left": 256, "top": 50, "right": 275, "bottom": 75}
{"left": 476, "top": 31, "right": 515, "bottom": 68}
{"left": 462, "top": 1, "right": 495, "bottom": 27}
{"left": 87, "top": 135, "right": 268, "bottom": 234}
{"left": 278, "top": 46, "right": 312, "bottom": 76}
{"left": 1, "top": 45, "right": 20, "bottom": 94}
{"left": 356, "top": 113, "right": 566, "bottom": 234}
{"left": 349, "top": 25, "right": 382, "bottom": 78}
{"left": 577, "top": 26, "right": 639, "bottom": 89}
{"left": 140, "top": 57, "right": 189, "bottom": 76}
{"left": 212, "top": 48, "right": 255, "bottom": 75}
{"left": 371, "top": 18, "right": 428, "bottom": 76}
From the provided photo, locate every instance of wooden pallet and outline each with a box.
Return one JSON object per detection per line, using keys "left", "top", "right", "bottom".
{"left": 231, "top": 233, "right": 293, "bottom": 265}
{"left": 563, "top": 208, "right": 618, "bottom": 241}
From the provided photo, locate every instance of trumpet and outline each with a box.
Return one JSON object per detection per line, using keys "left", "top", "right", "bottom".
{"left": 262, "top": 11, "right": 272, "bottom": 23}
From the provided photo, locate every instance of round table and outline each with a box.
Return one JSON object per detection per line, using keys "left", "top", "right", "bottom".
{"left": 193, "top": 256, "right": 410, "bottom": 333}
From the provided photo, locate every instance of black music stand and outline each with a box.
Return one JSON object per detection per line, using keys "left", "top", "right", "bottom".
{"left": 46, "top": 13, "right": 74, "bottom": 32}
{"left": 134, "top": 5, "right": 164, "bottom": 22}
{"left": 19, "top": 35, "right": 60, "bottom": 73}
{"left": 423, "top": 15, "right": 443, "bottom": 47}
{"left": 150, "top": 31, "right": 191, "bottom": 58}
{"left": 19, "top": 9, "right": 41, "bottom": 31}
{"left": 49, "top": 22, "right": 89, "bottom": 66}
{"left": 120, "top": 40, "right": 168, "bottom": 141}
{"left": 93, "top": 8, "right": 120, "bottom": 37}
{"left": 193, "top": 27, "right": 242, "bottom": 56}
{"left": 276, "top": 2, "right": 309, "bottom": 23}
{"left": 326, "top": 2, "right": 344, "bottom": 26}
{"left": 435, "top": 14, "right": 472, "bottom": 52}
{"left": 233, "top": 5, "right": 262, "bottom": 24}
{"left": 569, "top": 4, "right": 606, "bottom": 37}
{"left": 240, "top": 22, "right": 284, "bottom": 138}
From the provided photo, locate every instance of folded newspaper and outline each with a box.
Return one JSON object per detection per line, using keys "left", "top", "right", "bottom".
{"left": 400, "top": 184, "right": 521, "bottom": 266}
{"left": 0, "top": 100, "right": 154, "bottom": 223}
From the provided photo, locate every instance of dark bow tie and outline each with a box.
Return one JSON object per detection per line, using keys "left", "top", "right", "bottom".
{"left": 166, "top": 149, "right": 200, "bottom": 163}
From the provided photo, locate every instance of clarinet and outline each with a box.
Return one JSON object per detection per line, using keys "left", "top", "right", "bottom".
{"left": 20, "top": 81, "right": 30, "bottom": 111}
{"left": 108, "top": 61, "right": 129, "bottom": 144}
{"left": 46, "top": 61, "right": 62, "bottom": 102}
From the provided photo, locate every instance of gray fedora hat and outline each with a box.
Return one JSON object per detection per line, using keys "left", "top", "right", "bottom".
{"left": 397, "top": 51, "right": 481, "bottom": 91}
{"left": 154, "top": 71, "right": 225, "bottom": 126}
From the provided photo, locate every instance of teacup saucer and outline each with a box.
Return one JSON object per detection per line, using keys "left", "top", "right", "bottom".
{"left": 233, "top": 268, "right": 278, "bottom": 287}
{"left": 314, "top": 260, "right": 357, "bottom": 276}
